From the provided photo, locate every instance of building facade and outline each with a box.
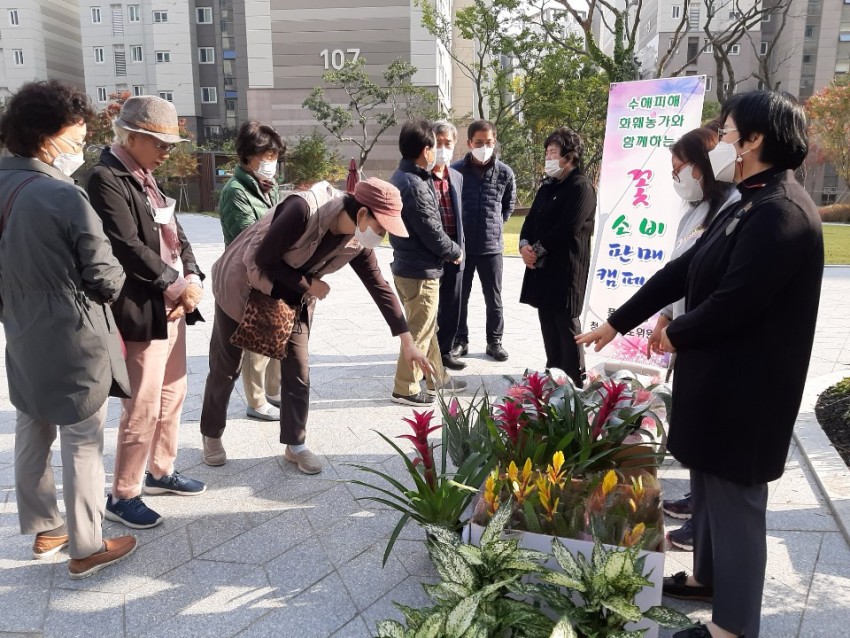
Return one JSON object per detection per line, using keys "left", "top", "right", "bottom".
{"left": 241, "top": 0, "right": 453, "bottom": 173}
{"left": 77, "top": 0, "right": 237, "bottom": 143}
{"left": 0, "top": 0, "right": 85, "bottom": 99}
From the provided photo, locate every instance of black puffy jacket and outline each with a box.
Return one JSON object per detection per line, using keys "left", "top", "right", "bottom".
{"left": 451, "top": 153, "right": 516, "bottom": 255}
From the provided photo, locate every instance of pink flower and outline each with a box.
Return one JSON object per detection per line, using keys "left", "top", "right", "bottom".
{"left": 494, "top": 400, "right": 527, "bottom": 445}
{"left": 448, "top": 398, "right": 460, "bottom": 418}
{"left": 592, "top": 380, "right": 628, "bottom": 440}
{"left": 398, "top": 410, "right": 440, "bottom": 489}
{"left": 633, "top": 388, "right": 653, "bottom": 406}
{"left": 523, "top": 371, "right": 552, "bottom": 405}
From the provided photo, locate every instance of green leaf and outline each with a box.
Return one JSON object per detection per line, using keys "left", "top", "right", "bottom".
{"left": 395, "top": 603, "right": 429, "bottom": 630}
{"left": 423, "top": 524, "right": 462, "bottom": 548}
{"left": 643, "top": 605, "right": 696, "bottom": 628}
{"left": 538, "top": 570, "right": 587, "bottom": 592}
{"left": 445, "top": 595, "right": 480, "bottom": 637}
{"left": 460, "top": 623, "right": 488, "bottom": 638}
{"left": 481, "top": 499, "right": 512, "bottom": 547}
{"left": 603, "top": 550, "right": 629, "bottom": 580}
{"left": 549, "top": 617, "right": 578, "bottom": 638}
{"left": 422, "top": 582, "right": 466, "bottom": 605}
{"left": 608, "top": 630, "right": 648, "bottom": 638}
{"left": 375, "top": 619, "right": 408, "bottom": 638}
{"left": 454, "top": 544, "right": 484, "bottom": 566}
{"left": 551, "top": 538, "right": 584, "bottom": 583}
{"left": 382, "top": 513, "right": 411, "bottom": 566}
{"left": 430, "top": 543, "right": 479, "bottom": 589}
{"left": 600, "top": 596, "right": 643, "bottom": 623}
{"left": 413, "top": 609, "right": 448, "bottom": 638}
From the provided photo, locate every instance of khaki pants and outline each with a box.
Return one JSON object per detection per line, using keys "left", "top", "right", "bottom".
{"left": 241, "top": 351, "right": 281, "bottom": 408}
{"left": 393, "top": 275, "right": 446, "bottom": 396}
{"left": 15, "top": 401, "right": 108, "bottom": 559}
{"left": 112, "top": 318, "right": 187, "bottom": 499}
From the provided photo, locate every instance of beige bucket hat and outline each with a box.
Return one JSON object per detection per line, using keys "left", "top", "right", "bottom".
{"left": 114, "top": 95, "right": 189, "bottom": 144}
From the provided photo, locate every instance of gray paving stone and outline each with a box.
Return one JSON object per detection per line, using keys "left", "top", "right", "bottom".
{"left": 263, "top": 537, "right": 334, "bottom": 601}
{"left": 197, "top": 507, "right": 313, "bottom": 564}
{"left": 43, "top": 589, "right": 126, "bottom": 638}
{"left": 359, "top": 574, "right": 435, "bottom": 630}
{"left": 329, "top": 616, "right": 371, "bottom": 638}
{"left": 337, "top": 544, "right": 409, "bottom": 611}
{"left": 237, "top": 572, "right": 358, "bottom": 638}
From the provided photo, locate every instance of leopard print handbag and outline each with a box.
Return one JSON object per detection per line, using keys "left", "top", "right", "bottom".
{"left": 230, "top": 288, "right": 298, "bottom": 359}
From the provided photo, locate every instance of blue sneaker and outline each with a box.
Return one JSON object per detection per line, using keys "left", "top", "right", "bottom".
{"left": 143, "top": 471, "right": 206, "bottom": 496}
{"left": 105, "top": 494, "right": 163, "bottom": 529}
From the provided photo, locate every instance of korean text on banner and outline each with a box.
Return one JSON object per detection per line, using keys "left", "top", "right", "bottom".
{"left": 583, "top": 76, "right": 705, "bottom": 368}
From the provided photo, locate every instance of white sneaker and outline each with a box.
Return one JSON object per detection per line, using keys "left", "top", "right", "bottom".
{"left": 247, "top": 403, "right": 280, "bottom": 421}
{"left": 266, "top": 393, "right": 281, "bottom": 408}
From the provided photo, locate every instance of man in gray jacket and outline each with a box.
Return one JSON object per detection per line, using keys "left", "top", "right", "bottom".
{"left": 389, "top": 120, "right": 467, "bottom": 406}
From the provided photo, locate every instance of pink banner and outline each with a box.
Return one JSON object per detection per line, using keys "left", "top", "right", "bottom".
{"left": 584, "top": 76, "right": 705, "bottom": 368}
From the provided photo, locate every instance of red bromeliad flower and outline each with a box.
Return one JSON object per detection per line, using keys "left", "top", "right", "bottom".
{"left": 494, "top": 399, "right": 528, "bottom": 445}
{"left": 448, "top": 398, "right": 460, "bottom": 418}
{"left": 591, "top": 380, "right": 629, "bottom": 440}
{"left": 398, "top": 410, "right": 440, "bottom": 489}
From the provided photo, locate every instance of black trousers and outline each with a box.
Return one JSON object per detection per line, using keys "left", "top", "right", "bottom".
{"left": 691, "top": 469, "right": 768, "bottom": 638}
{"left": 537, "top": 308, "right": 585, "bottom": 387}
{"left": 200, "top": 302, "right": 312, "bottom": 446}
{"left": 456, "top": 253, "right": 504, "bottom": 344}
{"left": 437, "top": 261, "right": 464, "bottom": 355}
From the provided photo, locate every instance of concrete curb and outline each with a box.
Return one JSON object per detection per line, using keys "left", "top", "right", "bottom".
{"left": 794, "top": 370, "right": 850, "bottom": 546}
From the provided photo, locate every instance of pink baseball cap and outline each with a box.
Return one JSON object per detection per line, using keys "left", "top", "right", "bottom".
{"left": 353, "top": 178, "right": 408, "bottom": 238}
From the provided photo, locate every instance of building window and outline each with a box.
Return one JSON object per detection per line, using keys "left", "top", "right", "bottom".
{"left": 97, "top": 87, "right": 108, "bottom": 102}
{"left": 704, "top": 40, "right": 714, "bottom": 54}
{"left": 760, "top": 41, "right": 769, "bottom": 56}
{"left": 198, "top": 47, "right": 215, "bottom": 64}
{"left": 153, "top": 10, "right": 167, "bottom": 23}
{"left": 12, "top": 49, "right": 24, "bottom": 66}
{"left": 672, "top": 5, "right": 681, "bottom": 19}
{"left": 822, "top": 192, "right": 837, "bottom": 205}
{"left": 155, "top": 50, "right": 170, "bottom": 63}
{"left": 94, "top": 46, "right": 105, "bottom": 63}
{"left": 201, "top": 87, "right": 217, "bottom": 103}
{"left": 729, "top": 44, "right": 741, "bottom": 55}
{"left": 204, "top": 125, "right": 221, "bottom": 137}
{"left": 723, "top": 82, "right": 732, "bottom": 93}
{"left": 841, "top": 23, "right": 850, "bottom": 42}
{"left": 705, "top": 76, "right": 713, "bottom": 92}
{"left": 805, "top": 25, "right": 815, "bottom": 38}
{"left": 762, "top": 13, "right": 771, "bottom": 23}
{"left": 8, "top": 9, "right": 19, "bottom": 26}
{"left": 133, "top": 85, "right": 144, "bottom": 96}
{"left": 687, "top": 36, "right": 699, "bottom": 61}
{"left": 113, "top": 45, "right": 126, "bottom": 76}
{"left": 91, "top": 7, "right": 102, "bottom": 23}
{"left": 728, "top": 11, "right": 739, "bottom": 19}
{"left": 803, "top": 53, "right": 813, "bottom": 64}
{"left": 196, "top": 7, "right": 212, "bottom": 23}
{"left": 130, "top": 46, "right": 142, "bottom": 62}
{"left": 128, "top": 4, "right": 139, "bottom": 22}
{"left": 158, "top": 91, "right": 173, "bottom": 102}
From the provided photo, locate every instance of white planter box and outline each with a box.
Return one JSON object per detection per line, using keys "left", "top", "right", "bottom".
{"left": 463, "top": 522, "right": 665, "bottom": 638}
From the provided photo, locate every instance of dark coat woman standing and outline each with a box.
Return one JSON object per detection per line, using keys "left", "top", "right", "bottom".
{"left": 519, "top": 127, "right": 596, "bottom": 386}
{"left": 578, "top": 91, "right": 823, "bottom": 638}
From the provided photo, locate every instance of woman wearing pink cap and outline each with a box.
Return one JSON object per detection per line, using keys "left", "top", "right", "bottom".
{"left": 200, "top": 177, "right": 434, "bottom": 473}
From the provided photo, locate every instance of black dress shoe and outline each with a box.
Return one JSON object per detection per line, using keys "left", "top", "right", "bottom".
{"left": 486, "top": 341, "right": 508, "bottom": 362}
{"left": 441, "top": 354, "right": 467, "bottom": 370}
{"left": 672, "top": 624, "right": 712, "bottom": 638}
{"left": 449, "top": 342, "right": 468, "bottom": 358}
{"left": 663, "top": 571, "right": 714, "bottom": 602}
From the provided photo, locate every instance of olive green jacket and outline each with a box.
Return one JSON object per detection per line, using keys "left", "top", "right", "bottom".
{"left": 218, "top": 165, "right": 279, "bottom": 245}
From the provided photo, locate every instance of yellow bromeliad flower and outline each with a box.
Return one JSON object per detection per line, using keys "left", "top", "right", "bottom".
{"left": 507, "top": 461, "right": 519, "bottom": 482}
{"left": 622, "top": 522, "right": 646, "bottom": 547}
{"left": 631, "top": 474, "right": 645, "bottom": 501}
{"left": 535, "top": 476, "right": 559, "bottom": 520}
{"left": 547, "top": 451, "right": 566, "bottom": 487}
{"left": 602, "top": 469, "right": 618, "bottom": 497}
{"left": 522, "top": 458, "right": 533, "bottom": 483}
{"left": 484, "top": 471, "right": 500, "bottom": 515}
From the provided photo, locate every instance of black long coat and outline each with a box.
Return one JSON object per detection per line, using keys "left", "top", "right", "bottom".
{"left": 519, "top": 168, "right": 596, "bottom": 314}
{"left": 86, "top": 148, "right": 203, "bottom": 342}
{"left": 609, "top": 169, "right": 823, "bottom": 485}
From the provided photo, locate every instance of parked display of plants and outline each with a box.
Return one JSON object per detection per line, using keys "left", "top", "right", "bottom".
{"left": 374, "top": 501, "right": 692, "bottom": 638}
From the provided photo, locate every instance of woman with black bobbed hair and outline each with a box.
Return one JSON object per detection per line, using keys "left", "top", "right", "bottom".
{"left": 577, "top": 91, "right": 823, "bottom": 638}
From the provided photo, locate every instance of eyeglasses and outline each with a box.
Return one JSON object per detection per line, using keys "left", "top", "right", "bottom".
{"left": 150, "top": 139, "right": 177, "bottom": 152}
{"left": 671, "top": 163, "right": 691, "bottom": 183}
{"left": 717, "top": 127, "right": 738, "bottom": 138}
{"left": 58, "top": 136, "right": 85, "bottom": 153}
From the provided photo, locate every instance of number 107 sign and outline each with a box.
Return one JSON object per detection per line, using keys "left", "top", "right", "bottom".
{"left": 583, "top": 76, "right": 705, "bottom": 368}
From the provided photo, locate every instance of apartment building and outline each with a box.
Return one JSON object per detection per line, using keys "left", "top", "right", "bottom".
{"left": 78, "top": 0, "right": 242, "bottom": 142}
{"left": 240, "top": 0, "right": 454, "bottom": 172}
{"left": 0, "top": 1, "right": 85, "bottom": 100}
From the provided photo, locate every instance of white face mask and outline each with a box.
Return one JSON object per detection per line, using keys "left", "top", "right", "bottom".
{"left": 708, "top": 141, "right": 741, "bottom": 183}
{"left": 425, "top": 148, "right": 437, "bottom": 172}
{"left": 471, "top": 146, "right": 494, "bottom": 164}
{"left": 49, "top": 139, "right": 85, "bottom": 177}
{"left": 434, "top": 147, "right": 453, "bottom": 167}
{"left": 544, "top": 159, "right": 563, "bottom": 178}
{"left": 673, "top": 164, "right": 704, "bottom": 202}
{"left": 255, "top": 159, "right": 277, "bottom": 181}
{"left": 152, "top": 196, "right": 176, "bottom": 224}
{"left": 354, "top": 221, "right": 384, "bottom": 249}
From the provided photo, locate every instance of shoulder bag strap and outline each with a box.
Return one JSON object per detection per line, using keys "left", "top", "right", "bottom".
{"left": 0, "top": 174, "right": 42, "bottom": 240}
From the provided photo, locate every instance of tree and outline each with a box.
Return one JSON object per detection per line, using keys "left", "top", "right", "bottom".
{"left": 285, "top": 131, "right": 347, "bottom": 187}
{"left": 303, "top": 57, "right": 436, "bottom": 169}
{"left": 806, "top": 78, "right": 850, "bottom": 190}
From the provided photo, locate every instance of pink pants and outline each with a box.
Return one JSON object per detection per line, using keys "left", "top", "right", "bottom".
{"left": 112, "top": 318, "right": 187, "bottom": 499}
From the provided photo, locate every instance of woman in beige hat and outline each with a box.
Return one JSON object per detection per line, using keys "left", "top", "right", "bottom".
{"left": 200, "top": 177, "right": 434, "bottom": 473}
{"left": 86, "top": 95, "right": 206, "bottom": 530}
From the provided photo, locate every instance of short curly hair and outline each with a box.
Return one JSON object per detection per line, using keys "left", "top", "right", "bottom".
{"left": 0, "top": 80, "right": 94, "bottom": 158}
{"left": 235, "top": 120, "right": 285, "bottom": 165}
{"left": 544, "top": 127, "right": 584, "bottom": 165}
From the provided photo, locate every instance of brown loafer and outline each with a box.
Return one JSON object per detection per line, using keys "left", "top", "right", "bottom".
{"left": 283, "top": 446, "right": 323, "bottom": 474}
{"left": 32, "top": 533, "right": 69, "bottom": 560}
{"left": 663, "top": 571, "right": 714, "bottom": 602}
{"left": 203, "top": 435, "right": 227, "bottom": 466}
{"left": 68, "top": 535, "right": 137, "bottom": 580}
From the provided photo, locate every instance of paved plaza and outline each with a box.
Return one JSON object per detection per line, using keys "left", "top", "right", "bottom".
{"left": 1, "top": 213, "right": 849, "bottom": 637}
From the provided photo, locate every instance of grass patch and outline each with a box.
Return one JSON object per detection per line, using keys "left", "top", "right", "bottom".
{"left": 824, "top": 224, "right": 850, "bottom": 265}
